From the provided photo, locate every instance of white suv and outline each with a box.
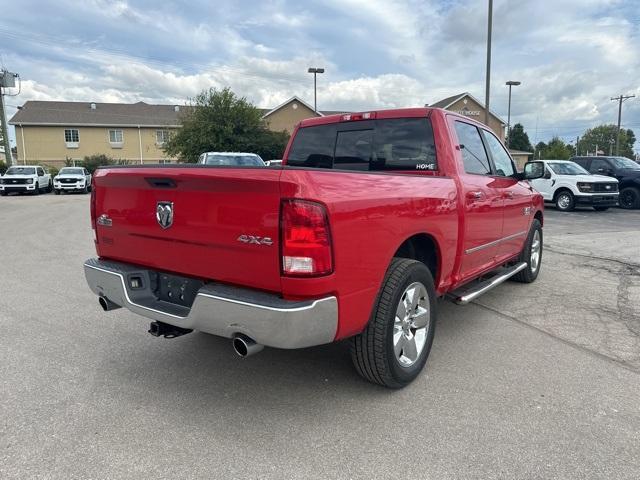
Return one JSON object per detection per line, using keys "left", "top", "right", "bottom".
{"left": 528, "top": 160, "right": 619, "bottom": 211}
{"left": 53, "top": 167, "right": 92, "bottom": 194}
{"left": 0, "top": 165, "right": 52, "bottom": 196}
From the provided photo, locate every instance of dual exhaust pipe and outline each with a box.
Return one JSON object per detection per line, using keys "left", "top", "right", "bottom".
{"left": 99, "top": 297, "right": 263, "bottom": 356}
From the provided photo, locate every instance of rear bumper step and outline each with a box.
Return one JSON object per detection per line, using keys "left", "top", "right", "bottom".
{"left": 83, "top": 258, "right": 338, "bottom": 349}
{"left": 449, "top": 262, "right": 527, "bottom": 305}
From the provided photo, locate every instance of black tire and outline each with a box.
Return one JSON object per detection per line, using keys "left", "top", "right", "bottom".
{"left": 619, "top": 187, "right": 640, "bottom": 209}
{"left": 32, "top": 182, "right": 40, "bottom": 195}
{"left": 0, "top": 191, "right": 7, "bottom": 197}
{"left": 512, "top": 219, "right": 543, "bottom": 283}
{"left": 350, "top": 258, "right": 436, "bottom": 389}
{"left": 594, "top": 206, "right": 609, "bottom": 211}
{"left": 554, "top": 190, "right": 574, "bottom": 211}
{"left": 54, "top": 189, "right": 60, "bottom": 195}
{"left": 82, "top": 184, "right": 88, "bottom": 194}
{"left": 46, "top": 180, "right": 53, "bottom": 193}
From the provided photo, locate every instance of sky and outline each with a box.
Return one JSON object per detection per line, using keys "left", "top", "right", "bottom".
{"left": 1, "top": 0, "right": 639, "bottom": 153}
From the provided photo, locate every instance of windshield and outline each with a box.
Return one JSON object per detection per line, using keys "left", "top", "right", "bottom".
{"left": 610, "top": 157, "right": 640, "bottom": 170}
{"left": 548, "top": 162, "right": 589, "bottom": 175}
{"left": 204, "top": 154, "right": 264, "bottom": 166}
{"left": 5, "top": 167, "right": 36, "bottom": 175}
{"left": 59, "top": 168, "right": 85, "bottom": 175}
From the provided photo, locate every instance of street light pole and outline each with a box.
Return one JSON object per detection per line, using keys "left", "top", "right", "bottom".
{"left": 505, "top": 80, "right": 521, "bottom": 148}
{"left": 307, "top": 67, "right": 325, "bottom": 113}
{"left": 484, "top": 0, "right": 493, "bottom": 127}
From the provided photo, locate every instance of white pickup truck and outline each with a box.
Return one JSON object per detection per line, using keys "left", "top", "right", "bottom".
{"left": 0, "top": 165, "right": 52, "bottom": 196}
{"left": 53, "top": 167, "right": 92, "bottom": 194}
{"left": 528, "top": 160, "right": 619, "bottom": 211}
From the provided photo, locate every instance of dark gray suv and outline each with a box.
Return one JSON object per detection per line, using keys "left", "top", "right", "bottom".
{"left": 571, "top": 156, "right": 640, "bottom": 209}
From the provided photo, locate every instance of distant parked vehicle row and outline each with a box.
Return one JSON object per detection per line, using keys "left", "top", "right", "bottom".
{"left": 197, "top": 152, "right": 266, "bottom": 166}
{"left": 0, "top": 166, "right": 52, "bottom": 196}
{"left": 570, "top": 156, "right": 640, "bottom": 209}
{"left": 528, "top": 160, "right": 619, "bottom": 211}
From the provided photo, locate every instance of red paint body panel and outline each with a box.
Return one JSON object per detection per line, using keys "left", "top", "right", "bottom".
{"left": 92, "top": 108, "right": 543, "bottom": 343}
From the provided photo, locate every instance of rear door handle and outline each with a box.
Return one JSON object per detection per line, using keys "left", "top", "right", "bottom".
{"left": 467, "top": 191, "right": 484, "bottom": 200}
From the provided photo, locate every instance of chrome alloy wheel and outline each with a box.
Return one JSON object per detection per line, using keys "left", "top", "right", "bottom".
{"left": 530, "top": 229, "right": 541, "bottom": 273}
{"left": 393, "top": 282, "right": 430, "bottom": 367}
{"left": 557, "top": 193, "right": 571, "bottom": 210}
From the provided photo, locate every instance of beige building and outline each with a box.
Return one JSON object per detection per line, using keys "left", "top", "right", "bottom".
{"left": 9, "top": 101, "right": 182, "bottom": 167}
{"left": 260, "top": 96, "right": 346, "bottom": 134}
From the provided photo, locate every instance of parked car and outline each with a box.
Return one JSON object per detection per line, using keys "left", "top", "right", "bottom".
{"left": 527, "top": 159, "right": 619, "bottom": 211}
{"left": 83, "top": 107, "right": 545, "bottom": 388}
{"left": 53, "top": 167, "right": 92, "bottom": 194}
{"left": 0, "top": 165, "right": 52, "bottom": 196}
{"left": 570, "top": 156, "right": 640, "bottom": 209}
{"left": 197, "top": 152, "right": 266, "bottom": 166}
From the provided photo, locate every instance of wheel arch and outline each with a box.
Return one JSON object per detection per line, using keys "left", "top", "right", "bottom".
{"left": 392, "top": 233, "right": 441, "bottom": 286}
{"left": 552, "top": 186, "right": 574, "bottom": 201}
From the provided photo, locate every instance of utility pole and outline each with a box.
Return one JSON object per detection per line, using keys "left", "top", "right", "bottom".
{"left": 484, "top": 0, "right": 493, "bottom": 127}
{"left": 576, "top": 136, "right": 579, "bottom": 156}
{"left": 611, "top": 94, "right": 635, "bottom": 156}
{"left": 0, "top": 69, "right": 20, "bottom": 166}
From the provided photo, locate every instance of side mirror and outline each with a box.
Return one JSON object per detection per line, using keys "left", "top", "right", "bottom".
{"left": 523, "top": 162, "right": 545, "bottom": 180}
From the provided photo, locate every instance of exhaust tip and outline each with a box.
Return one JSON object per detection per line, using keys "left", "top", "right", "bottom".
{"left": 99, "top": 296, "right": 121, "bottom": 311}
{"left": 232, "top": 334, "right": 264, "bottom": 357}
{"left": 99, "top": 296, "right": 109, "bottom": 311}
{"left": 233, "top": 336, "right": 249, "bottom": 357}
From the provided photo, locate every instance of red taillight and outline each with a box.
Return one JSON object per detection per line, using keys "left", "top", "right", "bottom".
{"left": 280, "top": 199, "right": 333, "bottom": 276}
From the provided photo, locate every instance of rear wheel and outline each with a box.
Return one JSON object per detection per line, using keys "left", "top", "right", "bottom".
{"left": 512, "top": 219, "right": 543, "bottom": 283}
{"left": 555, "top": 191, "right": 574, "bottom": 211}
{"left": 619, "top": 187, "right": 640, "bottom": 209}
{"left": 594, "top": 206, "right": 609, "bottom": 211}
{"left": 350, "top": 258, "right": 436, "bottom": 389}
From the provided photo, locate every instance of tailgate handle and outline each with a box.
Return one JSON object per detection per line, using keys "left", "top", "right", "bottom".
{"left": 146, "top": 177, "right": 176, "bottom": 189}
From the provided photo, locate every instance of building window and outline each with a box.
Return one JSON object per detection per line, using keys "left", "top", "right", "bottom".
{"left": 109, "top": 129, "right": 124, "bottom": 148}
{"left": 109, "top": 129, "right": 123, "bottom": 143}
{"left": 64, "top": 129, "right": 79, "bottom": 148}
{"left": 156, "top": 130, "right": 170, "bottom": 145}
{"left": 158, "top": 159, "right": 172, "bottom": 164}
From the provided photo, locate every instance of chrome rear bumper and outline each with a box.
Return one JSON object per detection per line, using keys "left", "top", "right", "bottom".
{"left": 83, "top": 258, "right": 338, "bottom": 349}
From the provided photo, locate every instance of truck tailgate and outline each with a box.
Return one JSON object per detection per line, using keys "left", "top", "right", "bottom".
{"left": 93, "top": 166, "right": 283, "bottom": 293}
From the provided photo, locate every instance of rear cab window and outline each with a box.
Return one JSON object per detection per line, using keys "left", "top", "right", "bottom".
{"left": 286, "top": 118, "right": 437, "bottom": 172}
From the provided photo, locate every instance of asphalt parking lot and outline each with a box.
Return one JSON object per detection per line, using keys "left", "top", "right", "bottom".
{"left": 1, "top": 194, "right": 639, "bottom": 479}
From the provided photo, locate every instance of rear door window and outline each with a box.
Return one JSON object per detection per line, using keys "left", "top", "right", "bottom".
{"left": 454, "top": 121, "right": 492, "bottom": 175}
{"left": 286, "top": 118, "right": 436, "bottom": 171}
{"left": 589, "top": 158, "right": 611, "bottom": 173}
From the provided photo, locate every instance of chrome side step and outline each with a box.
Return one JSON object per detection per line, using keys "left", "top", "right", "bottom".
{"left": 450, "top": 262, "right": 527, "bottom": 305}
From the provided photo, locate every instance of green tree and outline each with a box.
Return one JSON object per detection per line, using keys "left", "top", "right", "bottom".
{"left": 533, "top": 141, "right": 547, "bottom": 160}
{"left": 81, "top": 154, "right": 115, "bottom": 173}
{"left": 0, "top": 160, "right": 7, "bottom": 175}
{"left": 163, "top": 87, "right": 289, "bottom": 162}
{"left": 507, "top": 123, "right": 533, "bottom": 152}
{"left": 580, "top": 124, "right": 635, "bottom": 158}
{"left": 541, "top": 137, "right": 573, "bottom": 160}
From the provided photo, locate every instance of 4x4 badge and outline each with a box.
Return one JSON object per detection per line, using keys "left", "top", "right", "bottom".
{"left": 156, "top": 201, "right": 174, "bottom": 229}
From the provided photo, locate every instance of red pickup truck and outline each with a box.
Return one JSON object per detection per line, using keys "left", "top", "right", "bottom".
{"left": 84, "top": 108, "right": 545, "bottom": 388}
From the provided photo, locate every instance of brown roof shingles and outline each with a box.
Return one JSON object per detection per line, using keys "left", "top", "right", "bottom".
{"left": 9, "top": 101, "right": 185, "bottom": 127}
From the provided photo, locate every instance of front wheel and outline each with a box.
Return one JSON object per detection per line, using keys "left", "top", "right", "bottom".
{"left": 46, "top": 180, "right": 53, "bottom": 193}
{"left": 350, "top": 258, "right": 436, "bottom": 388}
{"left": 512, "top": 219, "right": 543, "bottom": 283}
{"left": 32, "top": 182, "right": 40, "bottom": 195}
{"left": 555, "top": 191, "right": 574, "bottom": 211}
{"left": 619, "top": 187, "right": 640, "bottom": 209}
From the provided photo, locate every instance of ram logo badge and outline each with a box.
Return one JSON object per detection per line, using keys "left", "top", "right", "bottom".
{"left": 156, "top": 201, "right": 174, "bottom": 229}
{"left": 237, "top": 235, "right": 273, "bottom": 246}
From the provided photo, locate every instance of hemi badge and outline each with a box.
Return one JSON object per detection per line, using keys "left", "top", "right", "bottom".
{"left": 523, "top": 206, "right": 532, "bottom": 216}
{"left": 97, "top": 214, "right": 112, "bottom": 227}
